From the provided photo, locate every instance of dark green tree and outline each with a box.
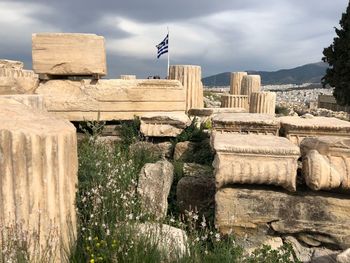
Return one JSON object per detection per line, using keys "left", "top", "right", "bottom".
{"left": 322, "top": 1, "right": 350, "bottom": 106}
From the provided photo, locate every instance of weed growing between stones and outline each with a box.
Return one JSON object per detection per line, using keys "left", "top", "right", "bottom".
{"left": 67, "top": 126, "right": 300, "bottom": 262}
{"left": 172, "top": 118, "right": 214, "bottom": 165}
{"left": 1, "top": 119, "right": 300, "bottom": 262}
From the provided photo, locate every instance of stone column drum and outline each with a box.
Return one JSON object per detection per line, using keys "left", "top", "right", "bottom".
{"left": 0, "top": 98, "right": 78, "bottom": 261}
{"left": 230, "top": 72, "right": 247, "bottom": 95}
{"left": 249, "top": 92, "right": 276, "bottom": 115}
{"left": 220, "top": 94, "right": 249, "bottom": 110}
{"left": 241, "top": 75, "right": 261, "bottom": 102}
{"left": 169, "top": 65, "right": 204, "bottom": 111}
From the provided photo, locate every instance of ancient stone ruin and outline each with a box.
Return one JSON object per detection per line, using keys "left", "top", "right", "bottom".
{"left": 220, "top": 71, "right": 276, "bottom": 115}
{"left": 0, "top": 97, "right": 77, "bottom": 261}
{"left": 0, "top": 32, "right": 350, "bottom": 262}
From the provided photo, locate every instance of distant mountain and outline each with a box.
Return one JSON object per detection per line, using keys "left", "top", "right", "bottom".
{"left": 202, "top": 62, "right": 328, "bottom": 86}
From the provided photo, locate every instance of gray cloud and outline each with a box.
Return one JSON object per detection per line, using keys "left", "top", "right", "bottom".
{"left": 0, "top": 0, "right": 348, "bottom": 78}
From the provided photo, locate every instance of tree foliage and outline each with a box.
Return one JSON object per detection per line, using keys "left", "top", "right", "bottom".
{"left": 322, "top": 1, "right": 350, "bottom": 106}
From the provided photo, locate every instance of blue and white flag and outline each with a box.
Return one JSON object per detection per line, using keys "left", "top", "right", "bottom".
{"left": 156, "top": 34, "right": 168, "bottom": 59}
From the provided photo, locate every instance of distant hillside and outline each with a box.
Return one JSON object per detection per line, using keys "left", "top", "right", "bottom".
{"left": 202, "top": 62, "right": 328, "bottom": 86}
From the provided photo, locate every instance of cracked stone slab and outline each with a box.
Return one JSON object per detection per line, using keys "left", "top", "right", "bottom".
{"left": 215, "top": 186, "right": 350, "bottom": 249}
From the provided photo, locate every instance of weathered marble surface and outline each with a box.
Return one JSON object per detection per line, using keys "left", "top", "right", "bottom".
{"left": 212, "top": 113, "right": 280, "bottom": 135}
{"left": 188, "top": 107, "right": 247, "bottom": 117}
{"left": 212, "top": 133, "right": 300, "bottom": 191}
{"left": 138, "top": 160, "right": 174, "bottom": 219}
{"left": 32, "top": 33, "right": 107, "bottom": 76}
{"left": 140, "top": 112, "right": 190, "bottom": 137}
{"left": 241, "top": 75, "right": 261, "bottom": 100}
{"left": 221, "top": 94, "right": 249, "bottom": 110}
{"left": 169, "top": 65, "right": 204, "bottom": 111}
{"left": 216, "top": 186, "right": 350, "bottom": 249}
{"left": 0, "top": 98, "right": 77, "bottom": 261}
{"left": 279, "top": 116, "right": 350, "bottom": 145}
{"left": 0, "top": 94, "right": 45, "bottom": 110}
{"left": 0, "top": 59, "right": 23, "bottom": 70}
{"left": 0, "top": 59, "right": 39, "bottom": 94}
{"left": 230, "top": 72, "right": 247, "bottom": 95}
{"left": 36, "top": 79, "right": 186, "bottom": 121}
{"left": 249, "top": 92, "right": 276, "bottom": 115}
{"left": 301, "top": 137, "right": 350, "bottom": 192}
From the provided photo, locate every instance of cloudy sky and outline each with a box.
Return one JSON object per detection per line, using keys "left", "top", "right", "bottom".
{"left": 0, "top": 0, "right": 348, "bottom": 78}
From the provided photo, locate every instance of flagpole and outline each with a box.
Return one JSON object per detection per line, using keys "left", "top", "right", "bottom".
{"left": 167, "top": 26, "right": 170, "bottom": 78}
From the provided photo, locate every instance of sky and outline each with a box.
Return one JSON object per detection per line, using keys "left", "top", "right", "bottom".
{"left": 0, "top": 0, "right": 348, "bottom": 78}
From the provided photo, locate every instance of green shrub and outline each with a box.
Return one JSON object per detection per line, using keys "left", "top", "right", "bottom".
{"left": 275, "top": 105, "right": 290, "bottom": 116}
{"left": 119, "top": 117, "right": 142, "bottom": 147}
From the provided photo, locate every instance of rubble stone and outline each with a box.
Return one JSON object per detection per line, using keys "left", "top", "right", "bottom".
{"left": 137, "top": 160, "right": 174, "bottom": 219}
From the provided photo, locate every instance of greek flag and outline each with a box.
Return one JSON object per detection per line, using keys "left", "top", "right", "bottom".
{"left": 156, "top": 34, "right": 168, "bottom": 59}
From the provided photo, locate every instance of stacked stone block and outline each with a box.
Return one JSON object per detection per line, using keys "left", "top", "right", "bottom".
{"left": 32, "top": 33, "right": 107, "bottom": 78}
{"left": 212, "top": 111, "right": 350, "bottom": 253}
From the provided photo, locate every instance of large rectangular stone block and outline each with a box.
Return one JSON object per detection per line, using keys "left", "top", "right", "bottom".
{"left": 32, "top": 33, "right": 107, "bottom": 76}
{"left": 212, "top": 113, "right": 280, "bottom": 135}
{"left": 279, "top": 116, "right": 350, "bottom": 145}
{"left": 35, "top": 79, "right": 186, "bottom": 121}
{"left": 213, "top": 133, "right": 300, "bottom": 191}
{"left": 216, "top": 186, "right": 350, "bottom": 249}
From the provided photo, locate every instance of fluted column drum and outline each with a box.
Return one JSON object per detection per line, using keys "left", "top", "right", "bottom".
{"left": 249, "top": 92, "right": 276, "bottom": 115}
{"left": 221, "top": 94, "right": 249, "bottom": 110}
{"left": 241, "top": 75, "right": 261, "bottom": 102}
{"left": 230, "top": 72, "right": 247, "bottom": 95}
{"left": 0, "top": 98, "right": 78, "bottom": 261}
{"left": 169, "top": 65, "right": 204, "bottom": 111}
